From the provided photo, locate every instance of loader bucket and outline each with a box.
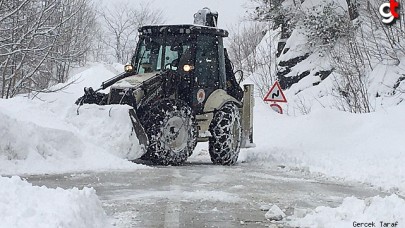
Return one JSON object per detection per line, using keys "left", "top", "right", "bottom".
{"left": 129, "top": 109, "right": 149, "bottom": 154}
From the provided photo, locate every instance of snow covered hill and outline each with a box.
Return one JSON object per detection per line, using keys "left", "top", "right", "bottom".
{"left": 243, "top": 0, "right": 405, "bottom": 195}
{"left": 249, "top": 0, "right": 405, "bottom": 115}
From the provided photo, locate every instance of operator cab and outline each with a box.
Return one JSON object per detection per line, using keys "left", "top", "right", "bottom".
{"left": 128, "top": 24, "right": 229, "bottom": 112}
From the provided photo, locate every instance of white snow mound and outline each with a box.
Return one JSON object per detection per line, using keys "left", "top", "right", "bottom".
{"left": 0, "top": 176, "right": 111, "bottom": 228}
{"left": 265, "top": 205, "right": 286, "bottom": 221}
{"left": 0, "top": 111, "right": 83, "bottom": 161}
{"left": 0, "top": 63, "right": 146, "bottom": 175}
{"left": 289, "top": 194, "right": 405, "bottom": 228}
{"left": 239, "top": 99, "right": 405, "bottom": 193}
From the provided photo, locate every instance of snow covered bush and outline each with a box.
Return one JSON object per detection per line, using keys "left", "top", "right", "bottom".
{"left": 301, "top": 2, "right": 352, "bottom": 50}
{"left": 329, "top": 38, "right": 372, "bottom": 113}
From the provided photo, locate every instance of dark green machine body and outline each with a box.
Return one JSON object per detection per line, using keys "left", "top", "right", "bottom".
{"left": 112, "top": 25, "right": 242, "bottom": 114}
{"left": 76, "top": 22, "right": 253, "bottom": 166}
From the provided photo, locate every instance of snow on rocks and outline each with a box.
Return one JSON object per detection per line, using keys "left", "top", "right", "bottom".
{"left": 288, "top": 194, "right": 405, "bottom": 228}
{"left": 0, "top": 176, "right": 111, "bottom": 228}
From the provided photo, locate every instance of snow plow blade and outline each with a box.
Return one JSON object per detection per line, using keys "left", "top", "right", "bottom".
{"left": 129, "top": 109, "right": 149, "bottom": 154}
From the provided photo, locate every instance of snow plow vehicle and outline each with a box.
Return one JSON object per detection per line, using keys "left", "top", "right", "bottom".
{"left": 76, "top": 8, "right": 254, "bottom": 165}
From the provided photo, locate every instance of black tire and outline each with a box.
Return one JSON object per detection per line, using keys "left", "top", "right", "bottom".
{"left": 208, "top": 103, "right": 242, "bottom": 165}
{"left": 140, "top": 99, "right": 197, "bottom": 165}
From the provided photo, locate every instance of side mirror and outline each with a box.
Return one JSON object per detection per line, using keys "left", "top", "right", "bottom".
{"left": 124, "top": 63, "right": 134, "bottom": 72}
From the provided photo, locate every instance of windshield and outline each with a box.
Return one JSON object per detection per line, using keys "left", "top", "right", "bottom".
{"left": 133, "top": 35, "right": 195, "bottom": 74}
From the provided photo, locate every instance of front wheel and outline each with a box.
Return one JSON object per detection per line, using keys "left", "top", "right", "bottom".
{"left": 140, "top": 99, "right": 197, "bottom": 165}
{"left": 209, "top": 103, "right": 242, "bottom": 165}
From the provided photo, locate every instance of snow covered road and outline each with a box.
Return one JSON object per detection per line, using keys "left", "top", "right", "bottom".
{"left": 24, "top": 159, "right": 388, "bottom": 227}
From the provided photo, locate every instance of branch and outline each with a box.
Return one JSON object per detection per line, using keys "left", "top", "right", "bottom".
{"left": 0, "top": 0, "right": 30, "bottom": 23}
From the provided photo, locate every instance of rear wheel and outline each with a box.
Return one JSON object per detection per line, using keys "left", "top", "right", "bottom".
{"left": 140, "top": 99, "right": 197, "bottom": 165}
{"left": 208, "top": 103, "right": 241, "bottom": 165}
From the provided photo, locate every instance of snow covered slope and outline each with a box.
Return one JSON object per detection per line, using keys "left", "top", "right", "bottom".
{"left": 250, "top": 0, "right": 405, "bottom": 114}
{"left": 240, "top": 99, "right": 405, "bottom": 194}
{"left": 0, "top": 63, "right": 146, "bottom": 175}
{"left": 242, "top": 0, "right": 405, "bottom": 195}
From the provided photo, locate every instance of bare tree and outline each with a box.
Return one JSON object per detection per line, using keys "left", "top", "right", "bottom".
{"left": 97, "top": 1, "right": 164, "bottom": 63}
{"left": 227, "top": 22, "right": 266, "bottom": 78}
{"left": 330, "top": 38, "right": 372, "bottom": 113}
{"left": 227, "top": 22, "right": 279, "bottom": 97}
{"left": 328, "top": 0, "right": 405, "bottom": 113}
{"left": 0, "top": 0, "right": 97, "bottom": 98}
{"left": 49, "top": 0, "right": 98, "bottom": 83}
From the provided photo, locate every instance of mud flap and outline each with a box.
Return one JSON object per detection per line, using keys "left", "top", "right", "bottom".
{"left": 129, "top": 109, "right": 149, "bottom": 154}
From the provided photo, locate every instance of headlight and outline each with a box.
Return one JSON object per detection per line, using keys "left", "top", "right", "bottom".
{"left": 183, "top": 64, "right": 194, "bottom": 72}
{"left": 124, "top": 63, "right": 133, "bottom": 72}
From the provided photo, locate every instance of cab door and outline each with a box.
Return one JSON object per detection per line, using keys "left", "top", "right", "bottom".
{"left": 192, "top": 35, "right": 225, "bottom": 113}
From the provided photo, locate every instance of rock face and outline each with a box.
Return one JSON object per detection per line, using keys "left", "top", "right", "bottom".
{"left": 275, "top": 19, "right": 332, "bottom": 90}
{"left": 273, "top": 0, "right": 360, "bottom": 90}
{"left": 252, "top": 0, "right": 405, "bottom": 112}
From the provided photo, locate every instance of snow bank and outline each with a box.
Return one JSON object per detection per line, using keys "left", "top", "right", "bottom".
{"left": 289, "top": 194, "right": 405, "bottom": 228}
{"left": 0, "top": 63, "right": 146, "bottom": 175}
{"left": 0, "top": 111, "right": 83, "bottom": 161}
{"left": 0, "top": 176, "right": 111, "bottom": 228}
{"left": 239, "top": 100, "right": 405, "bottom": 193}
{"left": 66, "top": 104, "right": 143, "bottom": 160}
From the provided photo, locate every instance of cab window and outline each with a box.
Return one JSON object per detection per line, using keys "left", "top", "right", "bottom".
{"left": 195, "top": 35, "right": 219, "bottom": 86}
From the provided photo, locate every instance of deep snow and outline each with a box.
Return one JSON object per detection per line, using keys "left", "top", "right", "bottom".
{"left": 240, "top": 99, "right": 405, "bottom": 194}
{"left": 0, "top": 63, "right": 147, "bottom": 227}
{"left": 288, "top": 194, "right": 405, "bottom": 228}
{"left": 1, "top": 62, "right": 404, "bottom": 226}
{"left": 0, "top": 63, "right": 147, "bottom": 175}
{"left": 0, "top": 176, "right": 111, "bottom": 228}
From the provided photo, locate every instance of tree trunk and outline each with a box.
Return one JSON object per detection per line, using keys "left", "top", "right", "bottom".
{"left": 346, "top": 0, "right": 359, "bottom": 20}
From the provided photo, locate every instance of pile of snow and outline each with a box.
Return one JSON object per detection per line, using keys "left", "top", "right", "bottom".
{"left": 265, "top": 204, "right": 286, "bottom": 221}
{"left": 0, "top": 63, "right": 146, "bottom": 175}
{"left": 239, "top": 99, "right": 405, "bottom": 193}
{"left": 0, "top": 176, "right": 111, "bottom": 228}
{"left": 288, "top": 194, "right": 405, "bottom": 228}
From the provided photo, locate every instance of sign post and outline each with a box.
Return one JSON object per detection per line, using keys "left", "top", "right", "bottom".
{"left": 263, "top": 81, "right": 287, "bottom": 114}
{"left": 270, "top": 103, "right": 283, "bottom": 114}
